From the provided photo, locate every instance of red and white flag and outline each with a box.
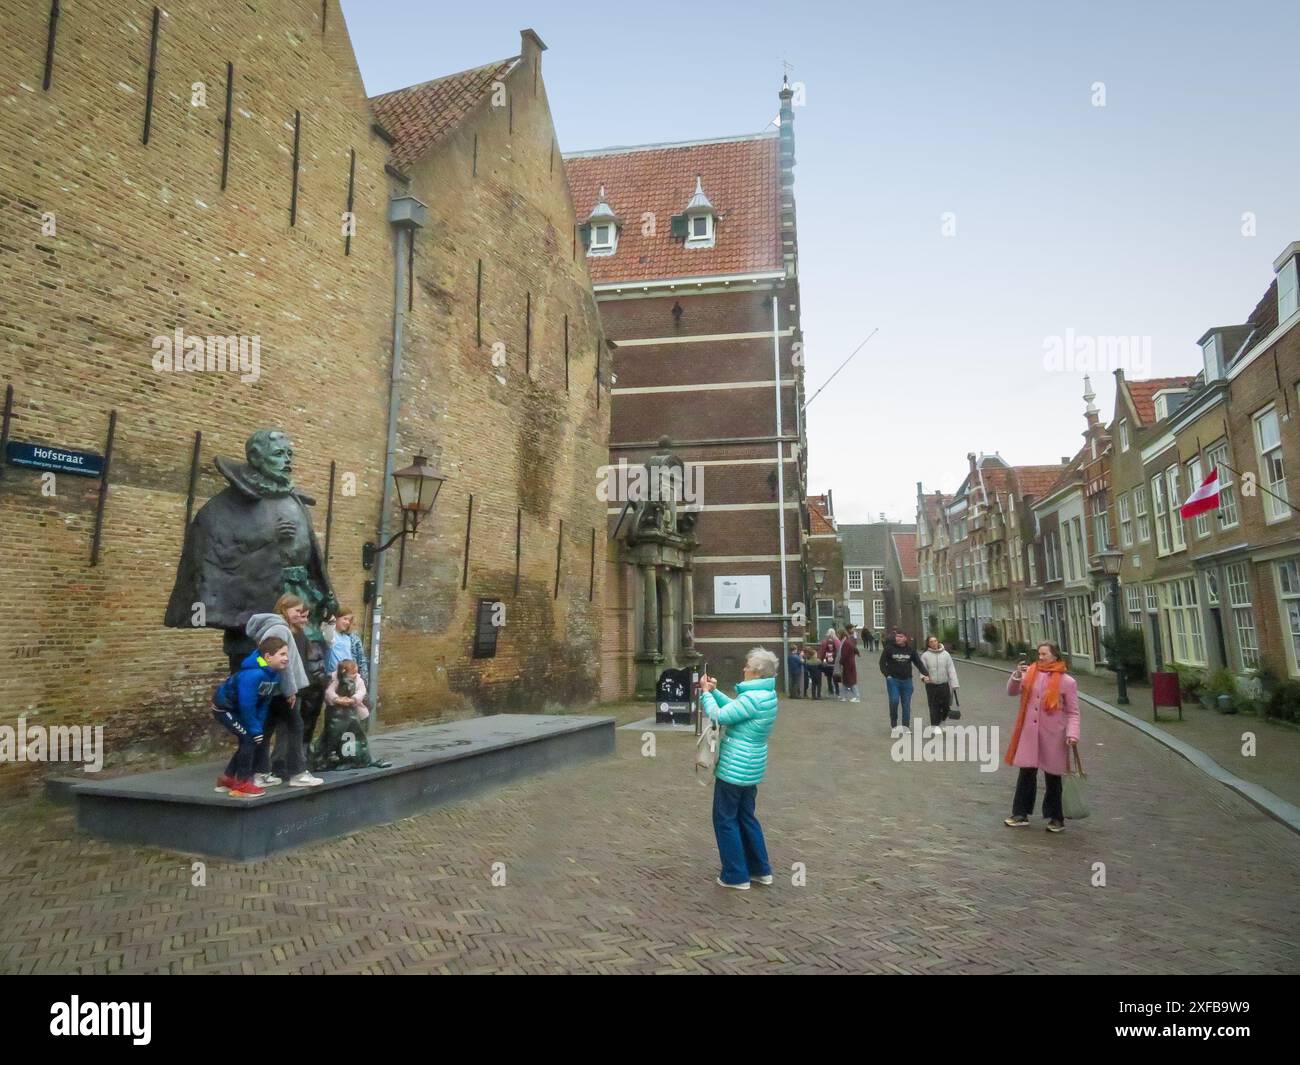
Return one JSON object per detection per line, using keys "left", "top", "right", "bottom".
{"left": 1180, "top": 468, "right": 1220, "bottom": 519}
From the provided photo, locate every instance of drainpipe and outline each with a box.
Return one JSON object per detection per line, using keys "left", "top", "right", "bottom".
{"left": 369, "top": 195, "right": 428, "bottom": 723}
{"left": 773, "top": 293, "right": 790, "bottom": 691}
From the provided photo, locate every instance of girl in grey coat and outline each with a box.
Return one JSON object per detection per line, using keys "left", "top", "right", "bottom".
{"left": 920, "top": 637, "right": 960, "bottom": 732}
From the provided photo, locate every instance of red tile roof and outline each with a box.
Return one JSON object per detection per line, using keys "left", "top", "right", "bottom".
{"left": 1124, "top": 376, "right": 1197, "bottom": 426}
{"left": 808, "top": 494, "right": 835, "bottom": 534}
{"left": 892, "top": 532, "right": 919, "bottom": 579}
{"left": 1012, "top": 464, "right": 1068, "bottom": 501}
{"left": 564, "top": 134, "right": 782, "bottom": 283}
{"left": 370, "top": 58, "right": 520, "bottom": 169}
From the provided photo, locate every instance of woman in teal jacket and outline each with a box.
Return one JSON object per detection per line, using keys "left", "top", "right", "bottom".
{"left": 700, "top": 647, "right": 780, "bottom": 889}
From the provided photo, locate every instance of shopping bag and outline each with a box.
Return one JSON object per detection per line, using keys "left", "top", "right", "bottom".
{"left": 695, "top": 719, "right": 721, "bottom": 784}
{"left": 1061, "top": 744, "right": 1090, "bottom": 819}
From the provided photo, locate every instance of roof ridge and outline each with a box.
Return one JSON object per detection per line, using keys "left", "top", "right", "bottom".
{"left": 563, "top": 130, "right": 779, "bottom": 159}
{"left": 368, "top": 56, "right": 519, "bottom": 102}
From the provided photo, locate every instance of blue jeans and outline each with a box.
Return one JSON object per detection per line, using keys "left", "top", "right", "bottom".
{"left": 712, "top": 779, "right": 772, "bottom": 886}
{"left": 886, "top": 676, "right": 913, "bottom": 727}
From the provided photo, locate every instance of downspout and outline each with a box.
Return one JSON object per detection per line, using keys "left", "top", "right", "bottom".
{"left": 773, "top": 293, "right": 790, "bottom": 691}
{"left": 369, "top": 195, "right": 427, "bottom": 723}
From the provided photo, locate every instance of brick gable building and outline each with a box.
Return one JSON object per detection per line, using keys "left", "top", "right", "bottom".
{"left": 565, "top": 84, "right": 807, "bottom": 690}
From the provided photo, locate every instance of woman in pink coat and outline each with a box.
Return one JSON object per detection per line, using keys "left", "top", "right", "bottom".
{"left": 1003, "top": 642, "right": 1080, "bottom": 833}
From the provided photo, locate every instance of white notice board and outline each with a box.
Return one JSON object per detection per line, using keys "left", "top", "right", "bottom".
{"left": 713, "top": 575, "right": 771, "bottom": 614}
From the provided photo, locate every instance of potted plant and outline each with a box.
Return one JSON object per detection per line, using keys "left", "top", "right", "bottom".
{"left": 1204, "top": 667, "right": 1237, "bottom": 714}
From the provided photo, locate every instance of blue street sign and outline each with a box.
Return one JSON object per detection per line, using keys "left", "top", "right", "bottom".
{"left": 5, "top": 441, "right": 105, "bottom": 478}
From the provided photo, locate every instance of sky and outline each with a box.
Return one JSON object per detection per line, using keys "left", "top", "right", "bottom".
{"left": 342, "top": 0, "right": 1300, "bottom": 524}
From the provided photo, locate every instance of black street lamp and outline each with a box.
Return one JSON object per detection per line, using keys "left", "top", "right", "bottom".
{"left": 362, "top": 453, "right": 447, "bottom": 584}
{"left": 1096, "top": 549, "right": 1130, "bottom": 705}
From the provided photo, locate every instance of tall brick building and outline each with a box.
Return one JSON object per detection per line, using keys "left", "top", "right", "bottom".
{"left": 0, "top": 3, "right": 608, "bottom": 789}
{"left": 566, "top": 83, "right": 807, "bottom": 690}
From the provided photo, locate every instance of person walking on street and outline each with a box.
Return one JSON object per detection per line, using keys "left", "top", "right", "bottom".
{"left": 818, "top": 627, "right": 841, "bottom": 699}
{"left": 920, "top": 636, "right": 960, "bottom": 734}
{"left": 786, "top": 647, "right": 804, "bottom": 699}
{"left": 804, "top": 646, "right": 822, "bottom": 699}
{"left": 839, "top": 623, "right": 862, "bottom": 702}
{"left": 879, "top": 630, "right": 929, "bottom": 734}
{"left": 1004, "top": 642, "right": 1080, "bottom": 833}
{"left": 699, "top": 648, "right": 780, "bottom": 889}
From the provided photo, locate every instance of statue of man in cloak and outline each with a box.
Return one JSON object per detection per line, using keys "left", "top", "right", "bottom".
{"left": 165, "top": 429, "right": 338, "bottom": 665}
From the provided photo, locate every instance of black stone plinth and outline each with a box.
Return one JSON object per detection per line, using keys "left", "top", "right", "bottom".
{"left": 61, "top": 714, "right": 614, "bottom": 860}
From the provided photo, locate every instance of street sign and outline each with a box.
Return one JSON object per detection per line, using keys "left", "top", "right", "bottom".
{"left": 5, "top": 441, "right": 104, "bottom": 478}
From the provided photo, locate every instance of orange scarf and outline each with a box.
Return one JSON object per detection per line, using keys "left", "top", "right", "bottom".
{"left": 1004, "top": 661, "right": 1068, "bottom": 766}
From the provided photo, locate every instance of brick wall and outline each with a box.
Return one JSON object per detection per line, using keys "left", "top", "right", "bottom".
{"left": 0, "top": 3, "right": 608, "bottom": 791}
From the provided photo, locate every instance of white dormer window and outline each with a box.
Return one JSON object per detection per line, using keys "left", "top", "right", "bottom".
{"left": 1119, "top": 420, "right": 1129, "bottom": 451}
{"left": 678, "top": 176, "right": 717, "bottom": 249}
{"left": 585, "top": 185, "right": 620, "bottom": 258}
{"left": 1278, "top": 252, "right": 1299, "bottom": 321}
{"left": 1202, "top": 333, "right": 1223, "bottom": 381}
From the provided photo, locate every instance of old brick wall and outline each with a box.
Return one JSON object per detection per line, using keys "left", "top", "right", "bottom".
{"left": 0, "top": 0, "right": 394, "bottom": 790}
{"left": 374, "top": 40, "right": 610, "bottom": 721}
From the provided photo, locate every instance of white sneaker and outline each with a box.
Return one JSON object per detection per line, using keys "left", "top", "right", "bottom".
{"left": 716, "top": 877, "right": 750, "bottom": 890}
{"left": 891, "top": 726, "right": 903, "bottom": 738}
{"left": 901, "top": 725, "right": 911, "bottom": 734}
{"left": 850, "top": 697, "right": 861, "bottom": 703}
{"left": 289, "top": 772, "right": 324, "bottom": 787}
{"left": 750, "top": 875, "right": 774, "bottom": 886}
{"left": 254, "top": 773, "right": 282, "bottom": 788}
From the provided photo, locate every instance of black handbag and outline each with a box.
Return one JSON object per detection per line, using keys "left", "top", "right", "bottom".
{"left": 947, "top": 688, "right": 962, "bottom": 720}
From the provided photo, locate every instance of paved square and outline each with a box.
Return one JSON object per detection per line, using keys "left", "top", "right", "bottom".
{"left": 1, "top": 664, "right": 1297, "bottom": 974}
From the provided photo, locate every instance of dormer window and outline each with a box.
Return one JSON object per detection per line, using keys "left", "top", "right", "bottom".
{"left": 582, "top": 185, "right": 620, "bottom": 257}
{"left": 673, "top": 176, "right": 717, "bottom": 249}
{"left": 1275, "top": 242, "right": 1299, "bottom": 321}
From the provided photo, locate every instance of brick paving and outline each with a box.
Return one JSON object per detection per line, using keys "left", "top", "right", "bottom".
{"left": 1, "top": 664, "right": 1298, "bottom": 974}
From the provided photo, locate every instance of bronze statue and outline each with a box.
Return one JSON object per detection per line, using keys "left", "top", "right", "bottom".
{"left": 165, "top": 430, "right": 338, "bottom": 662}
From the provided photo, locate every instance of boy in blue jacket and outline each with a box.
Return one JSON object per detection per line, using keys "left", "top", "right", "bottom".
{"left": 212, "top": 636, "right": 290, "bottom": 798}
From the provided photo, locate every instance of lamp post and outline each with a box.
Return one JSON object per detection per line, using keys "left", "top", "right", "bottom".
{"left": 362, "top": 453, "right": 447, "bottom": 586}
{"left": 1096, "top": 549, "right": 1130, "bottom": 705}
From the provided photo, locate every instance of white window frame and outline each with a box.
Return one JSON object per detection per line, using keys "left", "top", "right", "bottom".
{"left": 873, "top": 569, "right": 885, "bottom": 592}
{"left": 1134, "top": 485, "right": 1150, "bottom": 543}
{"left": 1187, "top": 456, "right": 1209, "bottom": 539}
{"left": 1119, "top": 420, "right": 1129, "bottom": 452}
{"left": 590, "top": 223, "right": 614, "bottom": 250}
{"left": 1166, "top": 465, "right": 1185, "bottom": 551}
{"left": 1276, "top": 558, "right": 1300, "bottom": 678}
{"left": 1206, "top": 441, "right": 1238, "bottom": 529}
{"left": 846, "top": 568, "right": 864, "bottom": 593}
{"left": 1152, "top": 475, "right": 1170, "bottom": 556}
{"left": 1226, "top": 562, "right": 1258, "bottom": 670}
{"left": 873, "top": 599, "right": 885, "bottom": 628}
{"left": 1254, "top": 406, "right": 1289, "bottom": 524}
{"left": 1118, "top": 492, "right": 1133, "bottom": 547}
{"left": 1124, "top": 583, "right": 1142, "bottom": 626}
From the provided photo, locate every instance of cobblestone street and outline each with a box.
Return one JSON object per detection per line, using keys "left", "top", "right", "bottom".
{"left": 1, "top": 663, "right": 1297, "bottom": 974}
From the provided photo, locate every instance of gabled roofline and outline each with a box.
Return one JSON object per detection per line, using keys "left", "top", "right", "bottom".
{"left": 564, "top": 130, "right": 779, "bottom": 159}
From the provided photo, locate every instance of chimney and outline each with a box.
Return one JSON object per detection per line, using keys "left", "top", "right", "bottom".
{"left": 1083, "top": 374, "right": 1099, "bottom": 432}
{"left": 827, "top": 489, "right": 834, "bottom": 516}
{"left": 520, "top": 28, "right": 547, "bottom": 64}
{"left": 967, "top": 452, "right": 978, "bottom": 479}
{"left": 1061, "top": 457, "right": 1071, "bottom": 465}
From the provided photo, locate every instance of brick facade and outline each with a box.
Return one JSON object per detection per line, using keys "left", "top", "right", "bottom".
{"left": 0, "top": 4, "right": 607, "bottom": 791}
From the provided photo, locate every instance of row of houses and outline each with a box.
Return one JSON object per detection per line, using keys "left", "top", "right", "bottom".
{"left": 917, "top": 241, "right": 1300, "bottom": 684}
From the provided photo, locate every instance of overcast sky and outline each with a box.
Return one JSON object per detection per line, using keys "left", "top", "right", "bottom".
{"left": 344, "top": 0, "right": 1300, "bottom": 523}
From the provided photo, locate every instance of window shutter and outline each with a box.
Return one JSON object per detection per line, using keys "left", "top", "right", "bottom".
{"left": 670, "top": 214, "right": 688, "bottom": 238}
{"left": 578, "top": 223, "right": 592, "bottom": 249}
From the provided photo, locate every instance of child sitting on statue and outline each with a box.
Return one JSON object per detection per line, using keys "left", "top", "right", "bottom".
{"left": 312, "top": 659, "right": 390, "bottom": 771}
